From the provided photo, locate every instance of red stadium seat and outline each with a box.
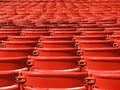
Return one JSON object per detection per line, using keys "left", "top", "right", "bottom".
{"left": 22, "top": 28, "right": 49, "bottom": 32}
{"left": 21, "top": 31, "right": 50, "bottom": 36}
{"left": 74, "top": 36, "right": 106, "bottom": 41}
{"left": 82, "top": 31, "right": 113, "bottom": 36}
{"left": 92, "top": 71, "right": 120, "bottom": 90}
{"left": 105, "top": 28, "right": 120, "bottom": 32}
{"left": 101, "top": 23, "right": 120, "bottom": 27}
{"left": 40, "top": 36, "right": 73, "bottom": 41}
{"left": 37, "top": 41, "right": 75, "bottom": 48}
{"left": 57, "top": 23, "right": 79, "bottom": 27}
{"left": 79, "top": 23, "right": 98, "bottom": 27}
{"left": 76, "top": 40, "right": 114, "bottom": 48}
{"left": 8, "top": 36, "right": 40, "bottom": 41}
{"left": 80, "top": 48, "right": 120, "bottom": 57}
{"left": 77, "top": 28, "right": 104, "bottom": 31}
{"left": 0, "top": 1, "right": 120, "bottom": 90}
{"left": 0, "top": 28, "right": 21, "bottom": 31}
{"left": 49, "top": 28, "right": 76, "bottom": 31}
{"left": 51, "top": 31, "right": 82, "bottom": 36}
{"left": 33, "top": 48, "right": 78, "bottom": 57}
{"left": 84, "top": 57, "right": 120, "bottom": 70}
{"left": 0, "top": 48, "right": 33, "bottom": 57}
{"left": 0, "top": 70, "right": 18, "bottom": 87}
{"left": 17, "top": 71, "right": 87, "bottom": 89}
{"left": 0, "top": 57, "right": 27, "bottom": 70}
{"left": 28, "top": 56, "right": 80, "bottom": 71}
{"left": 0, "top": 31, "right": 20, "bottom": 36}
{"left": 1, "top": 25, "right": 20, "bottom": 29}
{"left": 1, "top": 41, "right": 37, "bottom": 48}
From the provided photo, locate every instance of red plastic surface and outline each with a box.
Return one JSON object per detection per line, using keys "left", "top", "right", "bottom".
{"left": 0, "top": 57, "right": 27, "bottom": 70}
{"left": 29, "top": 56, "right": 80, "bottom": 70}
{"left": 92, "top": 71, "right": 120, "bottom": 90}
{"left": 38, "top": 41, "right": 75, "bottom": 48}
{"left": 22, "top": 71, "right": 88, "bottom": 88}
{"left": 84, "top": 57, "right": 120, "bottom": 70}
{"left": 0, "top": 70, "right": 18, "bottom": 87}
{"left": 33, "top": 48, "right": 78, "bottom": 57}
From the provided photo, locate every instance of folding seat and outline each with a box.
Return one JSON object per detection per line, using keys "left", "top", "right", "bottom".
{"left": 0, "top": 30, "right": 21, "bottom": 32}
{"left": 8, "top": 36, "right": 40, "bottom": 41}
{"left": 37, "top": 41, "right": 75, "bottom": 48}
{"left": 105, "top": 27, "right": 120, "bottom": 32}
{"left": 80, "top": 47, "right": 120, "bottom": 57}
{"left": 21, "top": 31, "right": 50, "bottom": 36}
{"left": 0, "top": 57, "right": 28, "bottom": 70}
{"left": 46, "top": 2, "right": 56, "bottom": 9}
{"left": 25, "top": 15, "right": 40, "bottom": 21}
{"left": 74, "top": 36, "right": 106, "bottom": 41}
{"left": 68, "top": 17, "right": 85, "bottom": 23}
{"left": 22, "top": 29, "right": 48, "bottom": 33}
{"left": 77, "top": 28, "right": 104, "bottom": 31}
{"left": 35, "top": 22, "right": 57, "bottom": 27}
{"left": 40, "top": 36, "right": 73, "bottom": 41}
{"left": 30, "top": 9, "right": 43, "bottom": 15}
{"left": 79, "top": 13, "right": 92, "bottom": 18}
{"left": 82, "top": 31, "right": 113, "bottom": 36}
{"left": 91, "top": 71, "right": 120, "bottom": 90}
{"left": 57, "top": 23, "right": 79, "bottom": 27}
{"left": 0, "top": 48, "right": 33, "bottom": 57}
{"left": 56, "top": 2, "right": 65, "bottom": 9}
{"left": 0, "top": 31, "right": 20, "bottom": 36}
{"left": 43, "top": 13, "right": 54, "bottom": 18}
{"left": 101, "top": 23, "right": 120, "bottom": 27}
{"left": 12, "top": 15, "right": 27, "bottom": 21}
{"left": 100, "top": 16, "right": 117, "bottom": 22}
{"left": 17, "top": 71, "right": 87, "bottom": 89}
{"left": 22, "top": 28, "right": 49, "bottom": 32}
{"left": 1, "top": 41, "right": 37, "bottom": 48}
{"left": 27, "top": 56, "right": 81, "bottom": 71}
{"left": 79, "top": 9, "right": 90, "bottom": 13}
{"left": 1, "top": 25, "right": 21, "bottom": 29}
{"left": 97, "top": 20, "right": 117, "bottom": 24}
{"left": 87, "top": 17, "right": 101, "bottom": 23}
{"left": 33, "top": 48, "right": 78, "bottom": 57}
{"left": 49, "top": 27, "right": 76, "bottom": 31}
{"left": 51, "top": 31, "right": 82, "bottom": 36}
{"left": 65, "top": 2, "right": 77, "bottom": 9}
{"left": 14, "top": 19, "right": 35, "bottom": 27}
{"left": 45, "top": 9, "right": 56, "bottom": 13}
{"left": 92, "top": 13, "right": 104, "bottom": 17}
{"left": 16, "top": 9, "right": 26, "bottom": 15}
{"left": 83, "top": 57, "right": 120, "bottom": 71}
{"left": 52, "top": 13, "right": 69, "bottom": 22}
{"left": 0, "top": 70, "right": 18, "bottom": 87}
{"left": 79, "top": 23, "right": 98, "bottom": 28}
{"left": 65, "top": 9, "right": 78, "bottom": 14}
{"left": 39, "top": 13, "right": 54, "bottom": 22}
{"left": 76, "top": 40, "right": 114, "bottom": 48}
